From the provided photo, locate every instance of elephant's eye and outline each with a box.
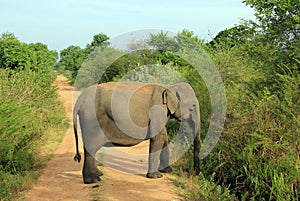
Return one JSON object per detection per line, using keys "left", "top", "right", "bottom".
{"left": 189, "top": 103, "right": 196, "bottom": 111}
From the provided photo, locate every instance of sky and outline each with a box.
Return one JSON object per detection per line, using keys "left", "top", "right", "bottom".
{"left": 0, "top": 0, "right": 256, "bottom": 51}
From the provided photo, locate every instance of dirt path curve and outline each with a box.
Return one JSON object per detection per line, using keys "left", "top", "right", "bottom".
{"left": 25, "top": 75, "right": 181, "bottom": 201}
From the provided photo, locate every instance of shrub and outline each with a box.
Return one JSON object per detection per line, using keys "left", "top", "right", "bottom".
{"left": 198, "top": 39, "right": 300, "bottom": 200}
{"left": 0, "top": 69, "right": 67, "bottom": 200}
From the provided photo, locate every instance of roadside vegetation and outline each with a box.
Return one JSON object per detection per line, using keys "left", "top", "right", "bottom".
{"left": 0, "top": 33, "right": 68, "bottom": 200}
{"left": 1, "top": 0, "right": 299, "bottom": 200}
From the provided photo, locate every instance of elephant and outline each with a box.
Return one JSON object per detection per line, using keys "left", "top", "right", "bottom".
{"left": 73, "top": 82, "right": 200, "bottom": 184}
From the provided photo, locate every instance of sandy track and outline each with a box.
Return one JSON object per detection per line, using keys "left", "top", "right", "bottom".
{"left": 25, "top": 75, "right": 181, "bottom": 201}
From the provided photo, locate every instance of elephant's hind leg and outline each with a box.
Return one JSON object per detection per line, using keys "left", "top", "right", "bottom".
{"left": 79, "top": 107, "right": 106, "bottom": 184}
{"left": 81, "top": 131, "right": 105, "bottom": 183}
{"left": 83, "top": 147, "right": 103, "bottom": 184}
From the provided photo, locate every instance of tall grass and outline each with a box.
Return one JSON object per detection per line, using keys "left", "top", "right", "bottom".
{"left": 170, "top": 40, "right": 299, "bottom": 200}
{"left": 0, "top": 69, "right": 68, "bottom": 200}
{"left": 196, "top": 41, "right": 300, "bottom": 200}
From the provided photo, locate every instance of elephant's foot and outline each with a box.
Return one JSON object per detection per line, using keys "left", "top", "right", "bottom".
{"left": 98, "top": 169, "right": 104, "bottom": 176}
{"left": 146, "top": 171, "right": 163, "bottom": 179}
{"left": 93, "top": 166, "right": 104, "bottom": 176}
{"left": 193, "top": 167, "right": 200, "bottom": 176}
{"left": 83, "top": 174, "right": 101, "bottom": 184}
{"left": 159, "top": 166, "right": 173, "bottom": 173}
{"left": 83, "top": 168, "right": 103, "bottom": 184}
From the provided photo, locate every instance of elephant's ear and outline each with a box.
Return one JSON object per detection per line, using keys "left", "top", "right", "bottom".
{"left": 162, "top": 89, "right": 179, "bottom": 114}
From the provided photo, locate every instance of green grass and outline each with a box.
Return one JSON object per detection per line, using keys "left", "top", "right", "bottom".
{"left": 169, "top": 154, "right": 236, "bottom": 201}
{"left": 0, "top": 69, "right": 68, "bottom": 201}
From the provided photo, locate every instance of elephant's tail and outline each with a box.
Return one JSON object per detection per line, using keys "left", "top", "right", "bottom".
{"left": 73, "top": 93, "right": 83, "bottom": 163}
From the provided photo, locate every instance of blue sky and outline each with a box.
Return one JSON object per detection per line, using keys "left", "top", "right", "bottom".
{"left": 0, "top": 0, "right": 255, "bottom": 51}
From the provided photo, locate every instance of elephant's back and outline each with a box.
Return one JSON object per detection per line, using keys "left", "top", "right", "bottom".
{"left": 97, "top": 82, "right": 154, "bottom": 123}
{"left": 99, "top": 82, "right": 154, "bottom": 95}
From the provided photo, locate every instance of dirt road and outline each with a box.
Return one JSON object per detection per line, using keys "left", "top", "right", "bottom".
{"left": 25, "top": 75, "right": 181, "bottom": 201}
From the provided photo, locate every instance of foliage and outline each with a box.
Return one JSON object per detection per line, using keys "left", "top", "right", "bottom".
{"left": 29, "top": 42, "right": 58, "bottom": 72}
{"left": 119, "top": 64, "right": 185, "bottom": 84}
{"left": 0, "top": 33, "right": 67, "bottom": 200}
{"left": 0, "top": 68, "right": 67, "bottom": 200}
{"left": 85, "top": 32, "right": 110, "bottom": 54}
{"left": 148, "top": 30, "right": 206, "bottom": 53}
{"left": 103, "top": 49, "right": 158, "bottom": 82}
{"left": 57, "top": 33, "right": 110, "bottom": 84}
{"left": 200, "top": 1, "right": 300, "bottom": 197}
{"left": 209, "top": 24, "right": 256, "bottom": 49}
{"left": 0, "top": 35, "right": 34, "bottom": 70}
{"left": 57, "top": 45, "right": 86, "bottom": 83}
{"left": 74, "top": 46, "right": 123, "bottom": 88}
{"left": 0, "top": 33, "right": 58, "bottom": 72}
{"left": 243, "top": 0, "right": 300, "bottom": 46}
{"left": 148, "top": 31, "right": 179, "bottom": 52}
{"left": 170, "top": 170, "right": 236, "bottom": 201}
{"left": 202, "top": 74, "right": 299, "bottom": 199}
{"left": 242, "top": 0, "right": 300, "bottom": 79}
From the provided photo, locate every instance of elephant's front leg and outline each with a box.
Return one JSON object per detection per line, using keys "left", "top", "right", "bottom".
{"left": 158, "top": 143, "right": 173, "bottom": 173}
{"left": 146, "top": 128, "right": 167, "bottom": 178}
{"left": 82, "top": 148, "right": 103, "bottom": 184}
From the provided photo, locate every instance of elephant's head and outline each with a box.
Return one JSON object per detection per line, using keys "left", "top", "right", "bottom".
{"left": 167, "top": 82, "right": 201, "bottom": 175}
{"left": 167, "top": 82, "right": 200, "bottom": 123}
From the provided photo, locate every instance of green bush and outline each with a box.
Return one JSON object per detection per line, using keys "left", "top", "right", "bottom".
{"left": 0, "top": 69, "right": 67, "bottom": 200}
{"left": 197, "top": 37, "right": 300, "bottom": 200}
{"left": 171, "top": 171, "right": 236, "bottom": 201}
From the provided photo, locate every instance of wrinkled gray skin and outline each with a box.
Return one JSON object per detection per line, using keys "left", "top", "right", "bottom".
{"left": 73, "top": 82, "right": 200, "bottom": 184}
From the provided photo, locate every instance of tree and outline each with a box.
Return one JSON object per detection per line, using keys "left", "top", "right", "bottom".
{"left": 177, "top": 29, "right": 205, "bottom": 48}
{"left": 1, "top": 32, "right": 17, "bottom": 40}
{"left": 243, "top": 0, "right": 300, "bottom": 46}
{"left": 57, "top": 33, "right": 111, "bottom": 83}
{"left": 0, "top": 33, "right": 57, "bottom": 72}
{"left": 148, "top": 31, "right": 179, "bottom": 52}
{"left": 243, "top": 0, "right": 300, "bottom": 77}
{"left": 0, "top": 34, "right": 34, "bottom": 70}
{"left": 85, "top": 33, "right": 110, "bottom": 53}
{"left": 58, "top": 45, "right": 85, "bottom": 82}
{"left": 209, "top": 24, "right": 256, "bottom": 49}
{"left": 29, "top": 42, "right": 58, "bottom": 72}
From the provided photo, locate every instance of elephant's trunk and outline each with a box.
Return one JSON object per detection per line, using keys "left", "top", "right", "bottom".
{"left": 193, "top": 121, "right": 200, "bottom": 175}
{"left": 190, "top": 107, "right": 200, "bottom": 175}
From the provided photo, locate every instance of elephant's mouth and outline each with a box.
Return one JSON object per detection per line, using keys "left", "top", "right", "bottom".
{"left": 176, "top": 114, "right": 193, "bottom": 122}
{"left": 169, "top": 113, "right": 181, "bottom": 121}
{"left": 181, "top": 113, "right": 193, "bottom": 122}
